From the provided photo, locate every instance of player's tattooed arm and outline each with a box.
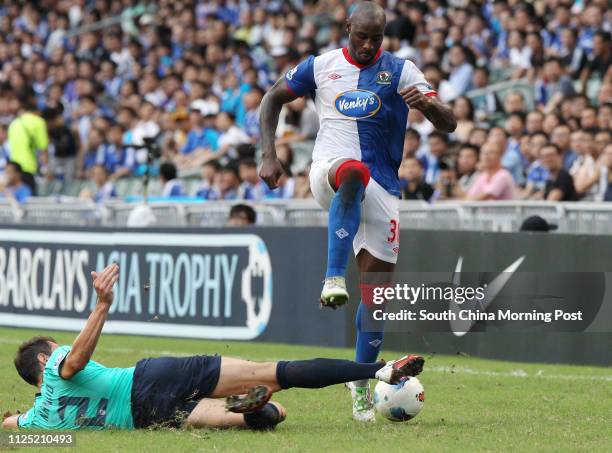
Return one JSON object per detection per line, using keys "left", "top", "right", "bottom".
{"left": 259, "top": 77, "right": 299, "bottom": 189}
{"left": 400, "top": 87, "right": 457, "bottom": 133}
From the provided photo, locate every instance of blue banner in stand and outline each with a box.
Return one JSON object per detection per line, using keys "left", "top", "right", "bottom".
{"left": 0, "top": 226, "right": 346, "bottom": 346}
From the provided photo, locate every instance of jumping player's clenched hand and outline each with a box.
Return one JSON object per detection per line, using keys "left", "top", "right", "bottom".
{"left": 259, "top": 156, "right": 284, "bottom": 189}
{"left": 399, "top": 86, "right": 432, "bottom": 112}
{"left": 91, "top": 263, "right": 119, "bottom": 307}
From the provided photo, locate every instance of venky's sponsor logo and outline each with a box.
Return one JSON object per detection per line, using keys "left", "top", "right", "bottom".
{"left": 0, "top": 230, "right": 273, "bottom": 340}
{"left": 334, "top": 89, "right": 381, "bottom": 119}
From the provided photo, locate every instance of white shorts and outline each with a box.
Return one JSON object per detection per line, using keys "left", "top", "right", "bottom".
{"left": 309, "top": 158, "right": 400, "bottom": 264}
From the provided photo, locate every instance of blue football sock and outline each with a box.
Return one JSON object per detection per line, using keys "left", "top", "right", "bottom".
{"left": 355, "top": 301, "right": 384, "bottom": 364}
{"left": 325, "top": 179, "right": 364, "bottom": 278}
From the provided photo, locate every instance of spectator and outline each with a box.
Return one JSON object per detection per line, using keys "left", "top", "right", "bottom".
{"left": 454, "top": 144, "right": 479, "bottom": 198}
{"left": 519, "top": 215, "right": 558, "bottom": 232}
{"left": 42, "top": 106, "right": 78, "bottom": 181}
{"left": 242, "top": 88, "right": 263, "bottom": 142}
{"left": 540, "top": 144, "right": 577, "bottom": 201}
{"left": 276, "top": 97, "right": 319, "bottom": 144}
{"left": 8, "top": 88, "right": 49, "bottom": 194}
{"left": 195, "top": 160, "right": 221, "bottom": 200}
{"left": 570, "top": 131, "right": 598, "bottom": 199}
{"left": 550, "top": 124, "right": 577, "bottom": 171}
{"left": 555, "top": 27, "right": 584, "bottom": 78}
{"left": 216, "top": 164, "right": 241, "bottom": 200}
{"left": 215, "top": 112, "right": 250, "bottom": 162}
{"left": 176, "top": 101, "right": 220, "bottom": 171}
{"left": 600, "top": 144, "right": 612, "bottom": 201}
{"left": 536, "top": 57, "right": 575, "bottom": 113}
{"left": 1, "top": 161, "right": 32, "bottom": 204}
{"left": 579, "top": 31, "right": 611, "bottom": 92}
{"left": 81, "top": 128, "right": 105, "bottom": 177}
{"left": 159, "top": 162, "right": 185, "bottom": 198}
{"left": 446, "top": 45, "right": 474, "bottom": 100}
{"left": 466, "top": 141, "right": 516, "bottom": 201}
{"left": 0, "top": 125, "right": 10, "bottom": 179}
{"left": 526, "top": 111, "right": 544, "bottom": 135}
{"left": 238, "top": 158, "right": 266, "bottom": 202}
{"left": 228, "top": 203, "right": 256, "bottom": 226}
{"left": 420, "top": 131, "right": 449, "bottom": 185}
{"left": 504, "top": 91, "right": 526, "bottom": 114}
{"left": 468, "top": 128, "right": 489, "bottom": 148}
{"left": 400, "top": 157, "right": 433, "bottom": 202}
{"left": 403, "top": 128, "right": 421, "bottom": 159}
{"left": 451, "top": 96, "right": 475, "bottom": 143}
{"left": 105, "top": 123, "right": 135, "bottom": 180}
{"left": 522, "top": 132, "right": 550, "bottom": 199}
{"left": 79, "top": 164, "right": 117, "bottom": 203}
{"left": 490, "top": 124, "right": 525, "bottom": 186}
{"left": 580, "top": 106, "right": 599, "bottom": 132}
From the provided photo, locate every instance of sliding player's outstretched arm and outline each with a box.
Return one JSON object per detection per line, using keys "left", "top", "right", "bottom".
{"left": 60, "top": 263, "right": 119, "bottom": 379}
{"left": 259, "top": 77, "right": 300, "bottom": 189}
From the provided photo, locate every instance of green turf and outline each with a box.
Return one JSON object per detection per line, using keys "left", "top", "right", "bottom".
{"left": 0, "top": 327, "right": 610, "bottom": 453}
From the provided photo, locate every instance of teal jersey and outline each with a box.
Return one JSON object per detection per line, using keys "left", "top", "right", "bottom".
{"left": 18, "top": 346, "right": 135, "bottom": 430}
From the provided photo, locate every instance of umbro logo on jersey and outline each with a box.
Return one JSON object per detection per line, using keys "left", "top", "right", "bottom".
{"left": 336, "top": 228, "right": 349, "bottom": 239}
{"left": 328, "top": 73, "right": 342, "bottom": 80}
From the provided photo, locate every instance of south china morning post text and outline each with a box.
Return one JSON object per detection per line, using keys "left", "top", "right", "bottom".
{"left": 357, "top": 271, "right": 606, "bottom": 333}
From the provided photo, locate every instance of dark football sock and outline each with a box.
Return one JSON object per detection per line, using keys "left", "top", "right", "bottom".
{"left": 275, "top": 358, "right": 384, "bottom": 389}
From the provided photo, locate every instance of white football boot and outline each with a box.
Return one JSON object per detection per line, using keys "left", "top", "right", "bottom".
{"left": 346, "top": 381, "right": 376, "bottom": 422}
{"left": 320, "top": 276, "right": 349, "bottom": 309}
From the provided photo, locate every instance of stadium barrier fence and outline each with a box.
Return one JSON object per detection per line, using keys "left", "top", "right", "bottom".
{"left": 3, "top": 199, "right": 612, "bottom": 234}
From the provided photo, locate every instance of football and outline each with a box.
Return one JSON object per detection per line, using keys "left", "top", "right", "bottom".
{"left": 373, "top": 377, "right": 425, "bottom": 422}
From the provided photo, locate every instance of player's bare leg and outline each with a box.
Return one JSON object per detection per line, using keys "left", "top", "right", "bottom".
{"left": 320, "top": 158, "right": 370, "bottom": 309}
{"left": 210, "top": 357, "right": 281, "bottom": 397}
{"left": 185, "top": 398, "right": 286, "bottom": 430}
{"left": 348, "top": 249, "right": 396, "bottom": 422}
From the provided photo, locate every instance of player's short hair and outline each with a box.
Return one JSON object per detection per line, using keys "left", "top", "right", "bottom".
{"left": 15, "top": 336, "right": 57, "bottom": 386}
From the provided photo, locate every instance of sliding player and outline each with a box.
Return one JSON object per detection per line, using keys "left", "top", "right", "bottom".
{"left": 3, "top": 263, "right": 425, "bottom": 431}
{"left": 259, "top": 1, "right": 455, "bottom": 421}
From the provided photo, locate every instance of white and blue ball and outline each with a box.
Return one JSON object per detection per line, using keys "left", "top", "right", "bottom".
{"left": 373, "top": 377, "right": 425, "bottom": 422}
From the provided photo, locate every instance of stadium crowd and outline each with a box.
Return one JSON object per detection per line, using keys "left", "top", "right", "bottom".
{"left": 0, "top": 0, "right": 610, "bottom": 206}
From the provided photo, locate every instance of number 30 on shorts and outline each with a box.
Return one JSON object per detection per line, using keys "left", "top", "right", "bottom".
{"left": 387, "top": 219, "right": 399, "bottom": 242}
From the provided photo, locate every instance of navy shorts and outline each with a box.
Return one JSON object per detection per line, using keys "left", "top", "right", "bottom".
{"left": 131, "top": 355, "right": 222, "bottom": 428}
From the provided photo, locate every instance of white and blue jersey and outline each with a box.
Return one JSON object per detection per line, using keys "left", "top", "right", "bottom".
{"left": 285, "top": 48, "right": 436, "bottom": 197}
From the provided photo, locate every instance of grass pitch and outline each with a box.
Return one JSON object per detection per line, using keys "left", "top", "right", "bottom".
{"left": 0, "top": 327, "right": 610, "bottom": 452}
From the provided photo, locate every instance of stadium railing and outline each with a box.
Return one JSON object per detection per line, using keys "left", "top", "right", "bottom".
{"left": 3, "top": 199, "right": 612, "bottom": 234}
